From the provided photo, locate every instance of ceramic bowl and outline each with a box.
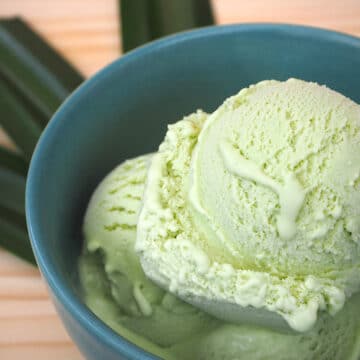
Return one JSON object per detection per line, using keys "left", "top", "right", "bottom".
{"left": 26, "top": 24, "right": 360, "bottom": 359}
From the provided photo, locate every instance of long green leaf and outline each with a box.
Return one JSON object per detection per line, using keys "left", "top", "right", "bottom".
{"left": 0, "top": 205, "right": 27, "bottom": 232}
{"left": 0, "top": 216, "right": 36, "bottom": 265}
{"left": 0, "top": 18, "right": 84, "bottom": 120}
{"left": 120, "top": 0, "right": 214, "bottom": 52}
{"left": 192, "top": 0, "right": 214, "bottom": 27}
{"left": 0, "top": 70, "right": 49, "bottom": 129}
{"left": 0, "top": 146, "right": 27, "bottom": 175}
{"left": 0, "top": 17, "right": 86, "bottom": 265}
{"left": 0, "top": 167, "right": 25, "bottom": 215}
{"left": 0, "top": 77, "right": 42, "bottom": 160}
{"left": 120, "top": 1, "right": 154, "bottom": 52}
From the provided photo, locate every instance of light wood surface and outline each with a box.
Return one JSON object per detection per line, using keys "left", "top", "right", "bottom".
{"left": 0, "top": 1, "right": 359, "bottom": 359}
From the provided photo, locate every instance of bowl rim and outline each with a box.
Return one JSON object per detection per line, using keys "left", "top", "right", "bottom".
{"left": 26, "top": 23, "right": 360, "bottom": 359}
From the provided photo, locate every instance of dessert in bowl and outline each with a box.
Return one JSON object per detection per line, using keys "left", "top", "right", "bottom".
{"left": 26, "top": 24, "right": 360, "bottom": 359}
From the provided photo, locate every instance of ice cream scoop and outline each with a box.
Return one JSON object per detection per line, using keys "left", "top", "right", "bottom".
{"left": 80, "top": 154, "right": 218, "bottom": 358}
{"left": 136, "top": 79, "right": 360, "bottom": 332}
{"left": 79, "top": 151, "right": 360, "bottom": 359}
{"left": 82, "top": 154, "right": 163, "bottom": 317}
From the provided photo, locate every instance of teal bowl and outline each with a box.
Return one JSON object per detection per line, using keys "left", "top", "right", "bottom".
{"left": 26, "top": 24, "right": 360, "bottom": 359}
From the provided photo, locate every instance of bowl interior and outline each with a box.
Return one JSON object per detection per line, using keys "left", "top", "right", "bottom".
{"left": 27, "top": 24, "right": 360, "bottom": 356}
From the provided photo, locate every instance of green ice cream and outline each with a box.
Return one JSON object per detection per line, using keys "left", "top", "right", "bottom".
{"left": 80, "top": 154, "right": 218, "bottom": 359}
{"left": 137, "top": 79, "right": 360, "bottom": 332}
{"left": 79, "top": 151, "right": 360, "bottom": 359}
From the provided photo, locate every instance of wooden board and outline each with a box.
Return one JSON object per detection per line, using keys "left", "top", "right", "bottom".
{"left": 0, "top": 1, "right": 359, "bottom": 358}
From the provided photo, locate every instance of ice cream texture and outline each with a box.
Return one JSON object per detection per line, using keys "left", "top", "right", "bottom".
{"left": 80, "top": 153, "right": 360, "bottom": 359}
{"left": 136, "top": 79, "right": 360, "bottom": 332}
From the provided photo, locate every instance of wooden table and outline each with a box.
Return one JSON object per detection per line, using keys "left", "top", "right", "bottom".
{"left": 0, "top": 1, "right": 359, "bottom": 358}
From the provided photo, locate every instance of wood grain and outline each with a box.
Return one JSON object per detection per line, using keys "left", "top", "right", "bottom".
{"left": 0, "top": 1, "right": 358, "bottom": 359}
{"left": 0, "top": 0, "right": 120, "bottom": 77}
{"left": 213, "top": 0, "right": 360, "bottom": 37}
